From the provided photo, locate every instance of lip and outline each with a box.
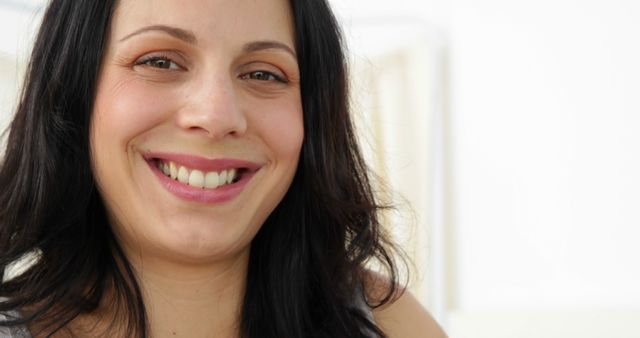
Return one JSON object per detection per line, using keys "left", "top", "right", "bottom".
{"left": 143, "top": 152, "right": 262, "bottom": 172}
{"left": 143, "top": 152, "right": 261, "bottom": 204}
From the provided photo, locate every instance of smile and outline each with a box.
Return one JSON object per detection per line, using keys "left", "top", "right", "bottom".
{"left": 144, "top": 153, "right": 261, "bottom": 204}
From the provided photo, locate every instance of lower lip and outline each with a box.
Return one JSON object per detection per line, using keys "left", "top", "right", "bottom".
{"left": 147, "top": 160, "right": 256, "bottom": 204}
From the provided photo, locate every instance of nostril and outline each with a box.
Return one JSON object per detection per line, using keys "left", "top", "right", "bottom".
{"left": 187, "top": 126, "right": 213, "bottom": 135}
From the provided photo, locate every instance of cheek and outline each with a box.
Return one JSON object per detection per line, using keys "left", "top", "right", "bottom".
{"left": 90, "top": 77, "right": 183, "bottom": 197}
{"left": 91, "top": 78, "right": 180, "bottom": 151}
{"left": 252, "top": 98, "right": 304, "bottom": 159}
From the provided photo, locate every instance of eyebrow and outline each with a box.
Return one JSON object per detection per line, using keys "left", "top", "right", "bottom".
{"left": 119, "top": 25, "right": 197, "bottom": 44}
{"left": 243, "top": 41, "right": 297, "bottom": 59}
{"left": 119, "top": 24, "right": 297, "bottom": 58}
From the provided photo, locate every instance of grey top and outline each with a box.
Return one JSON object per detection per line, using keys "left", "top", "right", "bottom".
{"left": 0, "top": 311, "right": 32, "bottom": 338}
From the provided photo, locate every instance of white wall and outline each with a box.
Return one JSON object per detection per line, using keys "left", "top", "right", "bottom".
{"left": 449, "top": 0, "right": 640, "bottom": 311}
{"left": 333, "top": 0, "right": 640, "bottom": 336}
{"left": 0, "top": 0, "right": 41, "bottom": 136}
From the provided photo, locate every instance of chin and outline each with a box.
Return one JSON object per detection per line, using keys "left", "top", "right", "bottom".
{"left": 150, "top": 220, "right": 256, "bottom": 264}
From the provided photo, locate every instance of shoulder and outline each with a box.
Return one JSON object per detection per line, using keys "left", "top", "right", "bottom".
{"left": 363, "top": 272, "right": 448, "bottom": 338}
{"left": 372, "top": 290, "right": 447, "bottom": 338}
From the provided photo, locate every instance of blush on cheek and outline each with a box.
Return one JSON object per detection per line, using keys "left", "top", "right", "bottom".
{"left": 271, "top": 118, "right": 304, "bottom": 156}
{"left": 93, "top": 78, "right": 181, "bottom": 143}
{"left": 253, "top": 100, "right": 304, "bottom": 156}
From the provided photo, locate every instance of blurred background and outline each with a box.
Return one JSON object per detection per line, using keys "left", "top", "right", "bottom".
{"left": 1, "top": 0, "right": 639, "bottom": 337}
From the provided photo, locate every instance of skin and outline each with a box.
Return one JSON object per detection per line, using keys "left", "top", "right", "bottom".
{"left": 55, "top": 0, "right": 447, "bottom": 337}
{"left": 367, "top": 273, "right": 449, "bottom": 338}
{"left": 375, "top": 293, "right": 448, "bottom": 338}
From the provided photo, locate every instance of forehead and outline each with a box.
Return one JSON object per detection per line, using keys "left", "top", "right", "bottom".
{"left": 110, "top": 0, "right": 295, "bottom": 47}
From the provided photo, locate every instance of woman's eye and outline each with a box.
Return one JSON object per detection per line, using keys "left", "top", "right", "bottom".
{"left": 241, "top": 71, "right": 286, "bottom": 83}
{"left": 136, "top": 56, "right": 181, "bottom": 70}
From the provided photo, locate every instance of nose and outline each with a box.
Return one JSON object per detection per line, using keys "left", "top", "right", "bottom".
{"left": 175, "top": 75, "right": 247, "bottom": 139}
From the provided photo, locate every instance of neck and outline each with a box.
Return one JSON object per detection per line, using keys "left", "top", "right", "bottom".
{"left": 135, "top": 249, "right": 249, "bottom": 338}
{"left": 142, "top": 251, "right": 249, "bottom": 338}
{"left": 67, "top": 248, "right": 250, "bottom": 338}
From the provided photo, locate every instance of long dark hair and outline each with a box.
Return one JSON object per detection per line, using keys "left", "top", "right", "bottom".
{"left": 0, "top": 1, "right": 403, "bottom": 337}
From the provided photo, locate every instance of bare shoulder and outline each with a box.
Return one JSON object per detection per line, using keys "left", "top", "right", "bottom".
{"left": 363, "top": 272, "right": 448, "bottom": 338}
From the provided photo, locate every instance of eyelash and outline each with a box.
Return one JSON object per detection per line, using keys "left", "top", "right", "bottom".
{"left": 135, "top": 54, "right": 182, "bottom": 70}
{"left": 239, "top": 70, "right": 287, "bottom": 84}
{"left": 134, "top": 55, "right": 287, "bottom": 83}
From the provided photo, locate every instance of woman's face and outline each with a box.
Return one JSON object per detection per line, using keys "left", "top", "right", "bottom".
{"left": 91, "top": 0, "right": 303, "bottom": 263}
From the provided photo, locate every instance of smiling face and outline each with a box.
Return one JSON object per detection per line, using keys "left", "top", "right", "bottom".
{"left": 90, "top": 0, "right": 303, "bottom": 264}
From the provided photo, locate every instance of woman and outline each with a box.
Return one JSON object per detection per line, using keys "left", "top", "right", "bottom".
{"left": 0, "top": 0, "right": 447, "bottom": 337}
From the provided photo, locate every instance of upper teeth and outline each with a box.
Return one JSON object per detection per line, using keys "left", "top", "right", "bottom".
{"left": 157, "top": 161, "right": 238, "bottom": 189}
